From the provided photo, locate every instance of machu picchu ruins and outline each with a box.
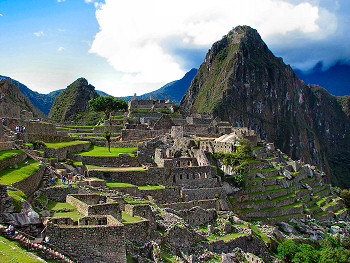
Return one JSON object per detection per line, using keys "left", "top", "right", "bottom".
{"left": 0, "top": 90, "right": 349, "bottom": 263}
{"left": 1, "top": 24, "right": 350, "bottom": 263}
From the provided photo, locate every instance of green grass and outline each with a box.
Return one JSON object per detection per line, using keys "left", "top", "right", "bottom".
{"left": 122, "top": 212, "right": 144, "bottom": 223}
{"left": 45, "top": 141, "right": 90, "bottom": 149}
{"left": 124, "top": 197, "right": 149, "bottom": 204}
{"left": 77, "top": 145, "right": 137, "bottom": 157}
{"left": 0, "top": 236, "right": 46, "bottom": 263}
{"left": 208, "top": 232, "right": 246, "bottom": 241}
{"left": 0, "top": 149, "right": 25, "bottom": 162}
{"left": 48, "top": 201, "right": 84, "bottom": 220}
{"left": 0, "top": 158, "right": 40, "bottom": 186}
{"left": 107, "top": 182, "right": 136, "bottom": 187}
{"left": 138, "top": 185, "right": 165, "bottom": 190}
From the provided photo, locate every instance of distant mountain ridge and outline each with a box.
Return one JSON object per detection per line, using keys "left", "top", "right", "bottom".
{"left": 0, "top": 75, "right": 110, "bottom": 116}
{"left": 294, "top": 61, "right": 350, "bottom": 96}
{"left": 118, "top": 68, "right": 197, "bottom": 103}
{"left": 0, "top": 69, "right": 197, "bottom": 115}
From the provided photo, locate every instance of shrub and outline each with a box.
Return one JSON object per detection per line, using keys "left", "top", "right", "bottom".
{"left": 29, "top": 140, "right": 46, "bottom": 149}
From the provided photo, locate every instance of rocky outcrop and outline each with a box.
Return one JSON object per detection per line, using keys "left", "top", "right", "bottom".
{"left": 180, "top": 26, "right": 350, "bottom": 187}
{"left": 48, "top": 78, "right": 99, "bottom": 123}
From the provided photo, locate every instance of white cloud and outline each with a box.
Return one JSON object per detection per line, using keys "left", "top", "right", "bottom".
{"left": 57, "top": 46, "right": 65, "bottom": 52}
{"left": 89, "top": 0, "right": 337, "bottom": 95}
{"left": 85, "top": 0, "right": 94, "bottom": 3}
{"left": 57, "top": 0, "right": 66, "bottom": 2}
{"left": 33, "top": 31, "right": 44, "bottom": 37}
{"left": 0, "top": 14, "right": 3, "bottom": 17}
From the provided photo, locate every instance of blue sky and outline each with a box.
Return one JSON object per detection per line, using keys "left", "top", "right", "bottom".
{"left": 0, "top": 0, "right": 349, "bottom": 96}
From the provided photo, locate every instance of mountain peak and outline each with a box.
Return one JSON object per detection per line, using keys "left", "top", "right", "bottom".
{"left": 181, "top": 26, "right": 350, "bottom": 187}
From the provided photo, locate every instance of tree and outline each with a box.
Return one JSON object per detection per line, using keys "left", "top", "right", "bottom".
{"left": 277, "top": 239, "right": 299, "bottom": 263}
{"left": 89, "top": 96, "right": 128, "bottom": 123}
{"left": 89, "top": 96, "right": 128, "bottom": 152}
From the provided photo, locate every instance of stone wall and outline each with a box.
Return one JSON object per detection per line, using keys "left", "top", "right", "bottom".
{"left": 13, "top": 164, "right": 44, "bottom": 196}
{"left": 206, "top": 234, "right": 267, "bottom": 256}
{"left": 180, "top": 187, "right": 226, "bottom": 202}
{"left": 124, "top": 220, "right": 154, "bottom": 243}
{"left": 87, "top": 203, "right": 122, "bottom": 222}
{"left": 173, "top": 206, "right": 217, "bottom": 226}
{"left": 111, "top": 141, "right": 139, "bottom": 148}
{"left": 4, "top": 118, "right": 56, "bottom": 135}
{"left": 90, "top": 168, "right": 165, "bottom": 186}
{"left": 93, "top": 125, "right": 122, "bottom": 133}
{"left": 45, "top": 142, "right": 91, "bottom": 160}
{"left": 124, "top": 204, "right": 155, "bottom": 221}
{"left": 74, "top": 155, "right": 140, "bottom": 167}
{"left": 66, "top": 194, "right": 122, "bottom": 222}
{"left": 27, "top": 134, "right": 73, "bottom": 143}
{"left": 39, "top": 186, "right": 89, "bottom": 202}
{"left": 122, "top": 129, "right": 168, "bottom": 141}
{"left": 0, "top": 152, "right": 26, "bottom": 172}
{"left": 160, "top": 199, "right": 219, "bottom": 210}
{"left": 46, "top": 216, "right": 126, "bottom": 263}
{"left": 168, "top": 166, "right": 218, "bottom": 188}
{"left": 0, "top": 142, "right": 14, "bottom": 151}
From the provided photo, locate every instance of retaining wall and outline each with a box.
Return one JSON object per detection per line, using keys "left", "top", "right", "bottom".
{"left": 13, "top": 164, "right": 44, "bottom": 196}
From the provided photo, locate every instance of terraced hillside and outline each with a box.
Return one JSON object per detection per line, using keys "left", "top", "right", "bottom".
{"left": 227, "top": 142, "right": 346, "bottom": 223}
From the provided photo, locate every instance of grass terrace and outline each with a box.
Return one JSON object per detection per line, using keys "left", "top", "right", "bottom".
{"left": 0, "top": 149, "right": 25, "bottom": 162}
{"left": 77, "top": 145, "right": 137, "bottom": 157}
{"left": 48, "top": 201, "right": 84, "bottom": 221}
{"left": 0, "top": 158, "right": 41, "bottom": 186}
{"left": 122, "top": 212, "right": 145, "bottom": 223}
{"left": 45, "top": 141, "right": 90, "bottom": 149}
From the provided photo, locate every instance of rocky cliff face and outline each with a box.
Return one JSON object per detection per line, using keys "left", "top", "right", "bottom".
{"left": 181, "top": 26, "right": 350, "bottom": 187}
{"left": 0, "top": 78, "right": 45, "bottom": 119}
{"left": 48, "top": 78, "right": 99, "bottom": 123}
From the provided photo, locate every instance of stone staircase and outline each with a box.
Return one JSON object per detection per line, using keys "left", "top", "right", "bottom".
{"left": 0, "top": 224, "right": 76, "bottom": 262}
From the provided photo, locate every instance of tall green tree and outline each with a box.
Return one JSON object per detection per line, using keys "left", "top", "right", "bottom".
{"left": 89, "top": 96, "right": 128, "bottom": 152}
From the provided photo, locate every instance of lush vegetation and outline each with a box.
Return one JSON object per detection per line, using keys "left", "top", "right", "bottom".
{"left": 214, "top": 139, "right": 253, "bottom": 188}
{"left": 277, "top": 235, "right": 350, "bottom": 263}
{"left": 89, "top": 96, "right": 128, "bottom": 121}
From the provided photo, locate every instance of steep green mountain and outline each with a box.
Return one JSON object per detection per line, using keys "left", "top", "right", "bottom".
{"left": 118, "top": 68, "right": 197, "bottom": 103}
{"left": 0, "top": 77, "right": 45, "bottom": 119}
{"left": 181, "top": 26, "right": 350, "bottom": 188}
{"left": 48, "top": 78, "right": 100, "bottom": 124}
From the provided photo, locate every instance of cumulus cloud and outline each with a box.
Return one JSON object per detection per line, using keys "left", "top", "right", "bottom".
{"left": 57, "top": 0, "right": 66, "bottom": 2}
{"left": 0, "top": 14, "right": 3, "bottom": 17}
{"left": 57, "top": 46, "right": 65, "bottom": 52}
{"left": 89, "top": 0, "right": 339, "bottom": 95}
{"left": 33, "top": 31, "right": 44, "bottom": 37}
